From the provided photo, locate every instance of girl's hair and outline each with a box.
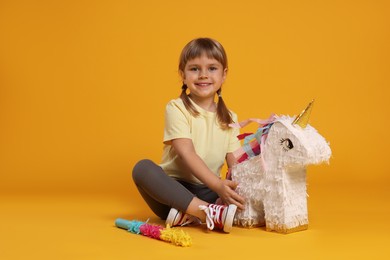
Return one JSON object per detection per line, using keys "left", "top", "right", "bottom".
{"left": 179, "top": 38, "right": 233, "bottom": 130}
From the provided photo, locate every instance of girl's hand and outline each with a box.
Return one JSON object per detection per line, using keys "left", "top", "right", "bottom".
{"left": 170, "top": 139, "right": 245, "bottom": 209}
{"left": 216, "top": 179, "right": 245, "bottom": 210}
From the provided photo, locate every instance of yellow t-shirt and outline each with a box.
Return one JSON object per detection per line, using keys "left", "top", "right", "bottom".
{"left": 160, "top": 98, "right": 241, "bottom": 184}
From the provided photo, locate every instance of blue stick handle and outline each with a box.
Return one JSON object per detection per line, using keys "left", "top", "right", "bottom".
{"left": 115, "top": 218, "right": 131, "bottom": 230}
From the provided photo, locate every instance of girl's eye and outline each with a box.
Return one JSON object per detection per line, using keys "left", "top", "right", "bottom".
{"left": 280, "top": 138, "right": 294, "bottom": 151}
{"left": 190, "top": 67, "right": 199, "bottom": 71}
{"left": 209, "top": 67, "right": 218, "bottom": 71}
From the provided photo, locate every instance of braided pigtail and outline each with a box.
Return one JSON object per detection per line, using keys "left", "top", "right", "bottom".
{"left": 216, "top": 88, "right": 234, "bottom": 130}
{"left": 180, "top": 84, "right": 200, "bottom": 117}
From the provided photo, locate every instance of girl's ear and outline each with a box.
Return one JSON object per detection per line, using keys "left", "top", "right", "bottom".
{"left": 179, "top": 70, "right": 186, "bottom": 83}
{"left": 180, "top": 70, "right": 185, "bottom": 78}
{"left": 222, "top": 68, "right": 228, "bottom": 83}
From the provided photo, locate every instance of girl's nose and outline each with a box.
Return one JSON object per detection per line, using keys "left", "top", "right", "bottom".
{"left": 199, "top": 71, "right": 208, "bottom": 79}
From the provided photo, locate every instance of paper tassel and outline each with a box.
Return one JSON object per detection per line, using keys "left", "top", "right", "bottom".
{"left": 115, "top": 218, "right": 192, "bottom": 247}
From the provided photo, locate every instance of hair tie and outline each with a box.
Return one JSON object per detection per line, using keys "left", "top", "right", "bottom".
{"left": 217, "top": 88, "right": 222, "bottom": 98}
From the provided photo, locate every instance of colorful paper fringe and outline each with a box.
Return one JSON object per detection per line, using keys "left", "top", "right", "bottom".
{"left": 233, "top": 123, "right": 274, "bottom": 163}
{"left": 115, "top": 218, "right": 192, "bottom": 247}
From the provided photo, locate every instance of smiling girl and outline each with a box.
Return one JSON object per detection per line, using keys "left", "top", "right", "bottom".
{"left": 132, "top": 38, "right": 244, "bottom": 233}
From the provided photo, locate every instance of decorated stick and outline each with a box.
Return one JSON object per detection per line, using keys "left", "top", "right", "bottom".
{"left": 115, "top": 218, "right": 192, "bottom": 247}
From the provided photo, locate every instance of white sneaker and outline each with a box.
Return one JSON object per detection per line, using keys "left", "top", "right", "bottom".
{"left": 199, "top": 204, "right": 237, "bottom": 233}
{"left": 165, "top": 208, "right": 201, "bottom": 227}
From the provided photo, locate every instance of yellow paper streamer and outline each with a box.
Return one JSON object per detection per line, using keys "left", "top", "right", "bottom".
{"left": 160, "top": 225, "right": 192, "bottom": 247}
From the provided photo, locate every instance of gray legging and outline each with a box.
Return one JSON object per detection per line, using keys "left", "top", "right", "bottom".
{"left": 132, "top": 159, "right": 218, "bottom": 219}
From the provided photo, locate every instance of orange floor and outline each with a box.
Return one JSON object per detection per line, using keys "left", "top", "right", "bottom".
{"left": 1, "top": 182, "right": 389, "bottom": 260}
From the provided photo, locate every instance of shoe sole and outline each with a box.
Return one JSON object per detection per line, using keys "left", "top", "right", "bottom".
{"left": 223, "top": 204, "right": 237, "bottom": 233}
{"left": 166, "top": 208, "right": 179, "bottom": 227}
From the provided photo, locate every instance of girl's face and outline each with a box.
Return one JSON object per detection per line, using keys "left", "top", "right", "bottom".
{"left": 181, "top": 54, "right": 227, "bottom": 102}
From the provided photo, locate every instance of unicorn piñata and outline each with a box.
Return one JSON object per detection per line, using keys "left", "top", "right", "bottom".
{"left": 230, "top": 100, "right": 331, "bottom": 234}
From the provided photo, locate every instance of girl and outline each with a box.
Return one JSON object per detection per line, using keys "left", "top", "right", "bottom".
{"left": 132, "top": 38, "right": 245, "bottom": 233}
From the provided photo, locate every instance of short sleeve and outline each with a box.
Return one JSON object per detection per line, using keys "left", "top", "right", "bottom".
{"left": 163, "top": 100, "right": 192, "bottom": 144}
{"left": 227, "top": 112, "right": 241, "bottom": 153}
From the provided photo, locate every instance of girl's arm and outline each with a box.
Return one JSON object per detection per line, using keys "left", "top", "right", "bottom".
{"left": 171, "top": 138, "right": 245, "bottom": 210}
{"left": 226, "top": 153, "right": 237, "bottom": 168}
{"left": 225, "top": 153, "right": 237, "bottom": 180}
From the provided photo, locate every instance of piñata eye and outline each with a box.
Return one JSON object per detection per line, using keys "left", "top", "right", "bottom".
{"left": 280, "top": 138, "right": 294, "bottom": 151}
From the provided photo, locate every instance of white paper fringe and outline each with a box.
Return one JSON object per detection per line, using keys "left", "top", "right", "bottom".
{"left": 232, "top": 116, "right": 331, "bottom": 233}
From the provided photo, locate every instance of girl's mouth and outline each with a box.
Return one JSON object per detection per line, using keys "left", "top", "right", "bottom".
{"left": 195, "top": 83, "right": 211, "bottom": 87}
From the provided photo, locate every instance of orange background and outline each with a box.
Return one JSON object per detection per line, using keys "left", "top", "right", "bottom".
{"left": 1, "top": 0, "right": 389, "bottom": 259}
